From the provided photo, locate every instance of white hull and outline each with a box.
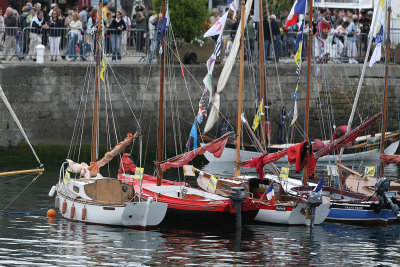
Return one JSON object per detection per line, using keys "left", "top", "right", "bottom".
{"left": 56, "top": 192, "right": 167, "bottom": 227}
{"left": 254, "top": 203, "right": 331, "bottom": 225}
{"left": 202, "top": 140, "right": 399, "bottom": 164}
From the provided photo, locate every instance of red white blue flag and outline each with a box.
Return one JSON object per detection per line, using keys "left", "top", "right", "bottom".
{"left": 286, "top": 0, "right": 306, "bottom": 30}
{"left": 266, "top": 183, "right": 275, "bottom": 205}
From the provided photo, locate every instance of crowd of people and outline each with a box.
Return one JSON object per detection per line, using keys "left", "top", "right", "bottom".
{"left": 0, "top": 0, "right": 165, "bottom": 63}
{"left": 209, "top": 7, "right": 373, "bottom": 64}
{"left": 0, "top": 3, "right": 374, "bottom": 64}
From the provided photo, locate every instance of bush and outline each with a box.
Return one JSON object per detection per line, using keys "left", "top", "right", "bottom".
{"left": 153, "top": 0, "right": 209, "bottom": 42}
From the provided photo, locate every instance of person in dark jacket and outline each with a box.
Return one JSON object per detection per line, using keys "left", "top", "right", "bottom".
{"left": 48, "top": 10, "right": 62, "bottom": 61}
{"left": 29, "top": 11, "right": 49, "bottom": 61}
{"left": 109, "top": 11, "right": 126, "bottom": 62}
{"left": 2, "top": 7, "right": 17, "bottom": 60}
{"left": 269, "top": 14, "right": 281, "bottom": 62}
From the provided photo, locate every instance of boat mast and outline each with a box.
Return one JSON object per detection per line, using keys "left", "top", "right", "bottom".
{"left": 258, "top": 0, "right": 266, "bottom": 148}
{"left": 303, "top": 0, "right": 313, "bottom": 186}
{"left": 234, "top": 0, "right": 247, "bottom": 177}
{"left": 157, "top": 0, "right": 166, "bottom": 186}
{"left": 380, "top": 5, "right": 391, "bottom": 177}
{"left": 92, "top": 0, "right": 103, "bottom": 162}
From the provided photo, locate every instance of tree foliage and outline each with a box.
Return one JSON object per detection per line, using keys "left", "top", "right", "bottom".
{"left": 153, "top": 0, "right": 209, "bottom": 42}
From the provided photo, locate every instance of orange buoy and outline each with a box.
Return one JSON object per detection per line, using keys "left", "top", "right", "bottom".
{"left": 47, "top": 209, "right": 56, "bottom": 218}
{"left": 82, "top": 206, "right": 87, "bottom": 220}
{"left": 62, "top": 200, "right": 67, "bottom": 214}
{"left": 70, "top": 204, "right": 75, "bottom": 219}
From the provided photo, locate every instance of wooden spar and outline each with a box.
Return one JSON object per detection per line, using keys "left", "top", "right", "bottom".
{"left": 92, "top": 0, "right": 103, "bottom": 163}
{"left": 0, "top": 168, "right": 44, "bottom": 177}
{"left": 234, "top": 0, "right": 246, "bottom": 177}
{"left": 380, "top": 6, "right": 391, "bottom": 177}
{"left": 157, "top": 0, "right": 166, "bottom": 186}
{"left": 336, "top": 163, "right": 363, "bottom": 177}
{"left": 303, "top": 0, "right": 313, "bottom": 186}
{"left": 258, "top": 0, "right": 266, "bottom": 148}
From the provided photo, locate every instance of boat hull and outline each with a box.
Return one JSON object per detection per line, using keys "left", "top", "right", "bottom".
{"left": 254, "top": 202, "right": 331, "bottom": 225}
{"left": 202, "top": 140, "right": 399, "bottom": 164}
{"left": 327, "top": 202, "right": 397, "bottom": 226}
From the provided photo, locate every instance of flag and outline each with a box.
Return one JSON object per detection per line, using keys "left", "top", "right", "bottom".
{"left": 186, "top": 119, "right": 198, "bottom": 150}
{"left": 214, "top": 34, "right": 223, "bottom": 58}
{"left": 313, "top": 175, "right": 324, "bottom": 196}
{"left": 160, "top": 4, "right": 170, "bottom": 39}
{"left": 286, "top": 0, "right": 306, "bottom": 30}
{"left": 290, "top": 85, "right": 299, "bottom": 126}
{"left": 100, "top": 55, "right": 106, "bottom": 82}
{"left": 207, "top": 54, "right": 217, "bottom": 73}
{"left": 204, "top": 11, "right": 228, "bottom": 38}
{"left": 252, "top": 100, "right": 264, "bottom": 131}
{"left": 203, "top": 73, "right": 213, "bottom": 93}
{"left": 291, "top": 21, "right": 304, "bottom": 126}
{"left": 266, "top": 183, "right": 275, "bottom": 205}
{"left": 225, "top": 0, "right": 233, "bottom": 5}
{"left": 369, "top": 0, "right": 385, "bottom": 68}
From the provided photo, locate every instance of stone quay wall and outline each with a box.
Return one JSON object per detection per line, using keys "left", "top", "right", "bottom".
{"left": 0, "top": 63, "right": 399, "bottom": 149}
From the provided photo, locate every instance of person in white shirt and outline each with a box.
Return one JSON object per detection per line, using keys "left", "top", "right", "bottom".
{"left": 120, "top": 9, "right": 131, "bottom": 56}
{"left": 333, "top": 20, "right": 349, "bottom": 62}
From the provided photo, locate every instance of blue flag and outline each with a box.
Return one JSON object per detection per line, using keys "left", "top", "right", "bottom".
{"left": 189, "top": 119, "right": 198, "bottom": 149}
{"left": 160, "top": 4, "right": 170, "bottom": 39}
{"left": 314, "top": 175, "right": 324, "bottom": 196}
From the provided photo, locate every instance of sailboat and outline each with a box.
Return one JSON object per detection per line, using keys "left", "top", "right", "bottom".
{"left": 48, "top": 0, "right": 167, "bottom": 228}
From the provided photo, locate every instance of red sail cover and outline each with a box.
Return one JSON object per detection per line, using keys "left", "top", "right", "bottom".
{"left": 315, "top": 112, "right": 382, "bottom": 160}
{"left": 243, "top": 151, "right": 287, "bottom": 180}
{"left": 380, "top": 154, "right": 400, "bottom": 167}
{"left": 287, "top": 140, "right": 316, "bottom": 177}
{"left": 160, "top": 132, "right": 231, "bottom": 171}
{"left": 118, "top": 153, "right": 137, "bottom": 174}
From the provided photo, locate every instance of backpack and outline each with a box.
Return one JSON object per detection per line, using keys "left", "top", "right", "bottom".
{"left": 18, "top": 13, "right": 27, "bottom": 29}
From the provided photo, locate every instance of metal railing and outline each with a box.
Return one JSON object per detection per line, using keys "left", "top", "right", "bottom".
{"left": 0, "top": 27, "right": 148, "bottom": 60}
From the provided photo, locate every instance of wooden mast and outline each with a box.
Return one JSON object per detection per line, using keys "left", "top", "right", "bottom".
{"left": 380, "top": 6, "right": 391, "bottom": 177}
{"left": 234, "top": 0, "right": 247, "bottom": 177}
{"left": 258, "top": 0, "right": 266, "bottom": 148}
{"left": 303, "top": 0, "right": 313, "bottom": 186}
{"left": 92, "top": 0, "right": 103, "bottom": 162}
{"left": 157, "top": 0, "right": 166, "bottom": 186}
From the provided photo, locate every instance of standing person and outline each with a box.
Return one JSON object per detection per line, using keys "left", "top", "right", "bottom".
{"left": 263, "top": 14, "right": 271, "bottom": 61}
{"left": 79, "top": 5, "right": 89, "bottom": 30}
{"left": 135, "top": 6, "right": 146, "bottom": 52}
{"left": 347, "top": 17, "right": 360, "bottom": 64}
{"left": 103, "top": 0, "right": 110, "bottom": 20}
{"left": 131, "top": 0, "right": 146, "bottom": 22}
{"left": 1, "top": 7, "right": 17, "bottom": 60}
{"left": 48, "top": 9, "right": 62, "bottom": 61}
{"left": 49, "top": 3, "right": 58, "bottom": 17}
{"left": 29, "top": 10, "right": 48, "bottom": 61}
{"left": 104, "top": 11, "right": 113, "bottom": 55}
{"left": 148, "top": 13, "right": 161, "bottom": 63}
{"left": 63, "top": 12, "right": 82, "bottom": 61}
{"left": 86, "top": 8, "right": 97, "bottom": 56}
{"left": 359, "top": 10, "right": 370, "bottom": 57}
{"left": 109, "top": 11, "right": 126, "bottom": 62}
{"left": 0, "top": 8, "right": 4, "bottom": 49}
{"left": 19, "top": 6, "right": 30, "bottom": 55}
{"left": 333, "top": 20, "right": 349, "bottom": 62}
{"left": 120, "top": 9, "right": 131, "bottom": 57}
{"left": 315, "top": 15, "right": 331, "bottom": 63}
{"left": 244, "top": 17, "right": 255, "bottom": 61}
{"left": 269, "top": 14, "right": 281, "bottom": 63}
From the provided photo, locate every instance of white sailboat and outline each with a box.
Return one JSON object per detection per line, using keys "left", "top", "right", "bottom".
{"left": 48, "top": 0, "right": 167, "bottom": 228}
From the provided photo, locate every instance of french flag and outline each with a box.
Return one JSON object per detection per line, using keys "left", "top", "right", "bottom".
{"left": 285, "top": 0, "right": 306, "bottom": 30}
{"left": 314, "top": 175, "right": 324, "bottom": 196}
{"left": 266, "top": 183, "right": 275, "bottom": 205}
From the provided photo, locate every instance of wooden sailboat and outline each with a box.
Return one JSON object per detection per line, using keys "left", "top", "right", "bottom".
{"left": 49, "top": 0, "right": 167, "bottom": 228}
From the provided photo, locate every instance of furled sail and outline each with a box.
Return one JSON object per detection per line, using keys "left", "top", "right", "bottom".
{"left": 158, "top": 132, "right": 231, "bottom": 171}
{"left": 204, "top": 0, "right": 254, "bottom": 133}
{"left": 380, "top": 154, "right": 400, "bottom": 167}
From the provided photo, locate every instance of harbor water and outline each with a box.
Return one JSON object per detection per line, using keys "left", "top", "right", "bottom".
{"left": 1, "top": 160, "right": 400, "bottom": 266}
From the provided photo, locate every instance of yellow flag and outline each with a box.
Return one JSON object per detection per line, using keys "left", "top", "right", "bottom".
{"left": 252, "top": 100, "right": 264, "bottom": 131}
{"left": 280, "top": 167, "right": 289, "bottom": 178}
{"left": 134, "top": 167, "right": 144, "bottom": 179}
{"left": 64, "top": 171, "right": 70, "bottom": 185}
{"left": 183, "top": 165, "right": 195, "bottom": 176}
{"left": 294, "top": 43, "right": 302, "bottom": 66}
{"left": 100, "top": 55, "right": 106, "bottom": 82}
{"left": 208, "top": 175, "right": 218, "bottom": 191}
{"left": 364, "top": 166, "right": 376, "bottom": 177}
